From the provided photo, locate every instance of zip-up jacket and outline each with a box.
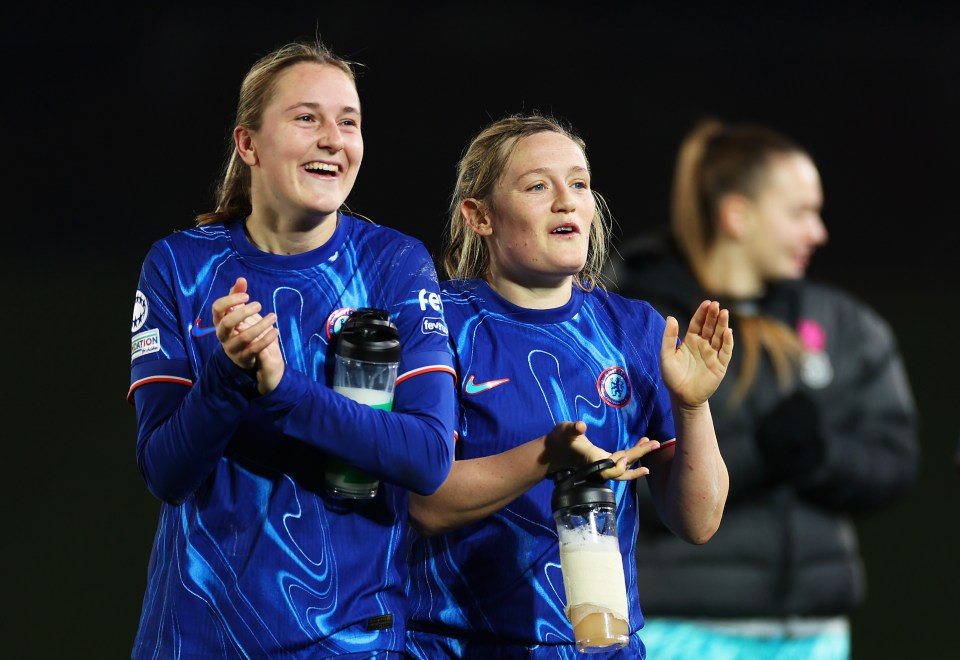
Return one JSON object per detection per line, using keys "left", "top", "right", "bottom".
{"left": 607, "top": 232, "right": 919, "bottom": 617}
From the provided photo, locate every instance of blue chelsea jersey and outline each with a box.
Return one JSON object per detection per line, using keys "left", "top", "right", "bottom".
{"left": 129, "top": 215, "right": 454, "bottom": 658}
{"left": 130, "top": 216, "right": 449, "bottom": 391}
{"left": 407, "top": 279, "right": 675, "bottom": 648}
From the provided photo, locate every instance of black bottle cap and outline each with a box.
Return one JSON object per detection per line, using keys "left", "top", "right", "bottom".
{"left": 551, "top": 459, "right": 617, "bottom": 511}
{"left": 336, "top": 308, "right": 401, "bottom": 363}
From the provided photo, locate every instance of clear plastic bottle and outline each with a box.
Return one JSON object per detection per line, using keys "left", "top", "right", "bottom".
{"left": 552, "top": 459, "right": 630, "bottom": 653}
{"left": 324, "top": 308, "right": 400, "bottom": 500}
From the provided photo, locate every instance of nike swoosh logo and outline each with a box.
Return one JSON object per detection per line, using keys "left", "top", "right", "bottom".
{"left": 463, "top": 375, "right": 510, "bottom": 395}
{"left": 191, "top": 317, "right": 216, "bottom": 338}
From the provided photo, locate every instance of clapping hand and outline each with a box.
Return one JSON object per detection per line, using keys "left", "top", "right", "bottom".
{"left": 212, "top": 277, "right": 284, "bottom": 393}
{"left": 660, "top": 300, "right": 734, "bottom": 409}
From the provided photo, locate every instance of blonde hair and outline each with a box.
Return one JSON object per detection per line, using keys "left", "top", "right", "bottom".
{"left": 443, "top": 113, "right": 611, "bottom": 291}
{"left": 672, "top": 119, "right": 809, "bottom": 404}
{"left": 195, "top": 41, "right": 358, "bottom": 226}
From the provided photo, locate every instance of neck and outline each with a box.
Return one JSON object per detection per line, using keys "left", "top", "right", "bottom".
{"left": 485, "top": 273, "right": 574, "bottom": 310}
{"left": 700, "top": 242, "right": 764, "bottom": 299}
{"left": 244, "top": 211, "right": 339, "bottom": 255}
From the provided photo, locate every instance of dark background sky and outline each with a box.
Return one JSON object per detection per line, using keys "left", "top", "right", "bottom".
{"left": 7, "top": 3, "right": 958, "bottom": 657}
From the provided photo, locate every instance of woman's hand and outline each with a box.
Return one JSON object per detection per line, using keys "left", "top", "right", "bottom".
{"left": 660, "top": 300, "right": 734, "bottom": 409}
{"left": 543, "top": 420, "right": 660, "bottom": 482}
{"left": 212, "top": 277, "right": 284, "bottom": 393}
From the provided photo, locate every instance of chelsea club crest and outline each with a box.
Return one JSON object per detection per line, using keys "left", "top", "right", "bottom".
{"left": 598, "top": 366, "right": 632, "bottom": 408}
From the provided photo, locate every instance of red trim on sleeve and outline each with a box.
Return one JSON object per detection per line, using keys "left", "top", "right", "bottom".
{"left": 126, "top": 376, "right": 193, "bottom": 404}
{"left": 396, "top": 365, "right": 457, "bottom": 385}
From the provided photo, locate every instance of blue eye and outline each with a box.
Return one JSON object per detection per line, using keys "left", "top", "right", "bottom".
{"left": 529, "top": 183, "right": 546, "bottom": 192}
{"left": 572, "top": 181, "right": 589, "bottom": 190}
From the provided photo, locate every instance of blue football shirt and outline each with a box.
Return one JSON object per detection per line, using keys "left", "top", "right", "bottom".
{"left": 407, "top": 279, "right": 675, "bottom": 651}
{"left": 129, "top": 215, "right": 454, "bottom": 658}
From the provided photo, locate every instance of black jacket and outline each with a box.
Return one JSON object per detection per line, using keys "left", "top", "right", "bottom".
{"left": 608, "top": 233, "right": 919, "bottom": 617}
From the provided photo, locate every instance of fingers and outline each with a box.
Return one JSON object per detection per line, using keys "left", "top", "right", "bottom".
{"left": 686, "top": 302, "right": 734, "bottom": 365}
{"left": 236, "top": 310, "right": 266, "bottom": 333}
{"left": 699, "top": 301, "right": 719, "bottom": 341}
{"left": 230, "top": 277, "right": 248, "bottom": 296}
{"left": 599, "top": 460, "right": 651, "bottom": 481}
{"left": 718, "top": 327, "right": 735, "bottom": 368}
{"left": 687, "top": 300, "right": 710, "bottom": 336}
{"left": 223, "top": 312, "right": 279, "bottom": 367}
{"left": 598, "top": 457, "right": 650, "bottom": 481}
{"left": 209, "top": 278, "right": 283, "bottom": 376}
{"left": 705, "top": 306, "right": 733, "bottom": 363}
{"left": 216, "top": 301, "right": 265, "bottom": 342}
{"left": 621, "top": 436, "right": 661, "bottom": 463}
{"left": 242, "top": 313, "right": 279, "bottom": 350}
{"left": 213, "top": 291, "right": 249, "bottom": 325}
{"left": 213, "top": 278, "right": 270, "bottom": 340}
{"left": 568, "top": 420, "right": 588, "bottom": 437}
{"left": 661, "top": 315, "right": 680, "bottom": 356}
{"left": 711, "top": 308, "right": 729, "bottom": 350}
{"left": 247, "top": 325, "right": 280, "bottom": 356}
{"left": 545, "top": 420, "right": 595, "bottom": 475}
{"left": 549, "top": 424, "right": 662, "bottom": 482}
{"left": 213, "top": 279, "right": 252, "bottom": 325}
{"left": 689, "top": 300, "right": 726, "bottom": 341}
{"left": 600, "top": 437, "right": 661, "bottom": 481}
{"left": 550, "top": 420, "right": 588, "bottom": 443}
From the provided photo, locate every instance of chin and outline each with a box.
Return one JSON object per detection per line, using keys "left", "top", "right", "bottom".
{"left": 303, "top": 204, "right": 344, "bottom": 219}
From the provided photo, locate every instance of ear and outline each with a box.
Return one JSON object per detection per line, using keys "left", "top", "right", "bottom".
{"left": 717, "top": 193, "right": 754, "bottom": 241}
{"left": 462, "top": 198, "right": 493, "bottom": 236}
{"left": 234, "top": 126, "right": 258, "bottom": 166}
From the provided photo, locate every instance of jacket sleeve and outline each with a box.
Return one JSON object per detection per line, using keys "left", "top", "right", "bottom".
{"left": 797, "top": 293, "right": 920, "bottom": 514}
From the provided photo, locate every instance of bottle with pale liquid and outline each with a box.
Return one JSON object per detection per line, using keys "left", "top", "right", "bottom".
{"left": 551, "top": 459, "right": 630, "bottom": 653}
{"left": 324, "top": 308, "right": 400, "bottom": 500}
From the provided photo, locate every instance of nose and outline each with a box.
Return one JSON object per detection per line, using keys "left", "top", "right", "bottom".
{"left": 552, "top": 186, "right": 576, "bottom": 213}
{"left": 318, "top": 122, "right": 344, "bottom": 154}
{"left": 810, "top": 213, "right": 828, "bottom": 246}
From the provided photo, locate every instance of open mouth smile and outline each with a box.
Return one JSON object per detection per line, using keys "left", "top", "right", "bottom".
{"left": 304, "top": 162, "right": 340, "bottom": 176}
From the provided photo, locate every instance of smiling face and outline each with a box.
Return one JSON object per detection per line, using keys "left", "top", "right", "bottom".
{"left": 744, "top": 152, "right": 827, "bottom": 281}
{"left": 470, "top": 131, "right": 595, "bottom": 298}
{"left": 238, "top": 62, "right": 363, "bottom": 225}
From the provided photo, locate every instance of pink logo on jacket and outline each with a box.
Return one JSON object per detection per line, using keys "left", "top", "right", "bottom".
{"left": 797, "top": 319, "right": 826, "bottom": 351}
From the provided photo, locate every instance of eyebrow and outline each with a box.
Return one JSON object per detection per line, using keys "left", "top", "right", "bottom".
{"left": 518, "top": 165, "right": 589, "bottom": 178}
{"left": 284, "top": 102, "right": 362, "bottom": 115}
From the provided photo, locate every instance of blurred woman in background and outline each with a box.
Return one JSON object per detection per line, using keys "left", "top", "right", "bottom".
{"left": 606, "top": 118, "right": 919, "bottom": 659}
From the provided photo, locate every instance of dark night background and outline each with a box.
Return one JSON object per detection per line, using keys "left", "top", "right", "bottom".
{"left": 6, "top": 3, "right": 957, "bottom": 657}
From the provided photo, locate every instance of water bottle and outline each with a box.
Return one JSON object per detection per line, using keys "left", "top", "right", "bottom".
{"left": 324, "top": 308, "right": 400, "bottom": 500}
{"left": 551, "top": 459, "right": 630, "bottom": 653}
